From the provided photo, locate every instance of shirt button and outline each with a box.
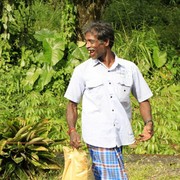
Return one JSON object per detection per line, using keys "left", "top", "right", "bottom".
{"left": 110, "top": 96, "right": 112, "bottom": 98}
{"left": 112, "top": 109, "right": 114, "bottom": 112}
{"left": 109, "top": 82, "right": 111, "bottom": 84}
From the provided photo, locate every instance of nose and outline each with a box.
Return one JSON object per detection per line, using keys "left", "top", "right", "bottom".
{"left": 85, "top": 41, "right": 91, "bottom": 49}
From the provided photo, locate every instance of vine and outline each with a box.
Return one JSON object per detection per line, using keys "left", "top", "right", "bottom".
{"left": 0, "top": 2, "right": 12, "bottom": 66}
{"left": 60, "top": 0, "right": 77, "bottom": 42}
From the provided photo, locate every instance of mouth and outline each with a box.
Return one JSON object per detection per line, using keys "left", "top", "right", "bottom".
{"left": 88, "top": 48, "right": 95, "bottom": 57}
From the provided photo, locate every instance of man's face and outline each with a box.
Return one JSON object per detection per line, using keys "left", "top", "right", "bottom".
{"left": 85, "top": 32, "right": 107, "bottom": 60}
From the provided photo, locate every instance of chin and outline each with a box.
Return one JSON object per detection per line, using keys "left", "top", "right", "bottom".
{"left": 89, "top": 55, "right": 95, "bottom": 59}
{"left": 91, "top": 55, "right": 99, "bottom": 60}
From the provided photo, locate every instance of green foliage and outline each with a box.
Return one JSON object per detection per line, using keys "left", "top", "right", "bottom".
{"left": 32, "top": 0, "right": 77, "bottom": 41}
{"left": 0, "top": 0, "right": 38, "bottom": 67}
{"left": 0, "top": 3, "right": 12, "bottom": 65}
{"left": 0, "top": 0, "right": 77, "bottom": 68}
{"left": 0, "top": 0, "right": 89, "bottom": 178}
{"left": 0, "top": 118, "right": 62, "bottom": 179}
{"left": 124, "top": 81, "right": 180, "bottom": 155}
{"left": 113, "top": 26, "right": 179, "bottom": 84}
{"left": 32, "top": 1, "right": 64, "bottom": 31}
{"left": 21, "top": 29, "right": 88, "bottom": 93}
{"left": 102, "top": 0, "right": 180, "bottom": 51}
{"left": 0, "top": 0, "right": 179, "bottom": 164}
{"left": 0, "top": 4, "right": 88, "bottom": 124}
{"left": 114, "top": 27, "right": 169, "bottom": 74}
{"left": 152, "top": 47, "right": 167, "bottom": 68}
{"left": 0, "top": 66, "right": 25, "bottom": 120}
{"left": 22, "top": 29, "right": 66, "bottom": 91}
{"left": 59, "top": 0, "right": 77, "bottom": 42}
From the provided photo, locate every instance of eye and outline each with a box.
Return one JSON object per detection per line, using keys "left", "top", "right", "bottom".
{"left": 90, "top": 40, "right": 96, "bottom": 44}
{"left": 85, "top": 39, "right": 98, "bottom": 45}
{"left": 89, "top": 40, "right": 95, "bottom": 44}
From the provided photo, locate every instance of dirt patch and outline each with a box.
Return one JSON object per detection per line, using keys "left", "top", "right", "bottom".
{"left": 124, "top": 154, "right": 180, "bottom": 180}
{"left": 125, "top": 154, "right": 180, "bottom": 164}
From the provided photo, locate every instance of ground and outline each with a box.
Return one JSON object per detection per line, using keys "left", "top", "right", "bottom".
{"left": 56, "top": 152, "right": 180, "bottom": 180}
{"left": 124, "top": 154, "right": 180, "bottom": 180}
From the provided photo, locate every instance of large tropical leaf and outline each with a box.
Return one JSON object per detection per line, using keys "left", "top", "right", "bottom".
{"left": 38, "top": 65, "right": 55, "bottom": 90}
{"left": 43, "top": 38, "right": 65, "bottom": 66}
{"left": 22, "top": 67, "right": 42, "bottom": 90}
{"left": 34, "top": 29, "right": 55, "bottom": 42}
{"left": 71, "top": 45, "right": 88, "bottom": 61}
{"left": 153, "top": 47, "right": 167, "bottom": 68}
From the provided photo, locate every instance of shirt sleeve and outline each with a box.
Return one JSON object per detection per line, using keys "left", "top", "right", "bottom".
{"left": 131, "top": 64, "right": 153, "bottom": 102}
{"left": 64, "top": 67, "right": 85, "bottom": 103}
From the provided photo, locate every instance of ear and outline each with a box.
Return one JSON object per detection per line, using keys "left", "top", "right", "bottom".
{"left": 104, "top": 39, "right": 110, "bottom": 47}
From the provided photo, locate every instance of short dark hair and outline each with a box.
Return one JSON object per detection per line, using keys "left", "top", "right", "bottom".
{"left": 83, "top": 21, "right": 114, "bottom": 48}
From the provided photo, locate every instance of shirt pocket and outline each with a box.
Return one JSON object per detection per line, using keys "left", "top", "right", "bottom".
{"left": 85, "top": 80, "right": 104, "bottom": 101}
{"left": 114, "top": 75, "right": 132, "bottom": 102}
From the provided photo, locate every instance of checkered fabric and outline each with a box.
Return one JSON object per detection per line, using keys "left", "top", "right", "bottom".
{"left": 87, "top": 145, "right": 128, "bottom": 180}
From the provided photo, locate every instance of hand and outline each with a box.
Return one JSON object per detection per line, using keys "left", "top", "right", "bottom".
{"left": 69, "top": 131, "right": 81, "bottom": 149}
{"left": 138, "top": 123, "right": 154, "bottom": 141}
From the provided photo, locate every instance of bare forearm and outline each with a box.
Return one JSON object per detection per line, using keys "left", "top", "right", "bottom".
{"left": 139, "top": 99, "right": 152, "bottom": 123}
{"left": 66, "top": 101, "right": 78, "bottom": 129}
{"left": 138, "top": 99, "right": 154, "bottom": 141}
{"left": 66, "top": 100, "right": 81, "bottom": 148}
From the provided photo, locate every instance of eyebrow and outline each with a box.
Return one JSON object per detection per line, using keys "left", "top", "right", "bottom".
{"left": 85, "top": 39, "right": 97, "bottom": 43}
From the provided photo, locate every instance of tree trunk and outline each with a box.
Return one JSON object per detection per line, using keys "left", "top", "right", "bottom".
{"left": 73, "top": 0, "right": 108, "bottom": 40}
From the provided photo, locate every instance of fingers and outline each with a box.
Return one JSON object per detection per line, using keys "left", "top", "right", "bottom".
{"left": 145, "top": 124, "right": 154, "bottom": 134}
{"left": 70, "top": 139, "right": 81, "bottom": 148}
{"left": 142, "top": 126, "right": 153, "bottom": 138}
{"left": 70, "top": 132, "right": 81, "bottom": 148}
{"left": 138, "top": 134, "right": 151, "bottom": 141}
{"left": 138, "top": 129, "right": 153, "bottom": 141}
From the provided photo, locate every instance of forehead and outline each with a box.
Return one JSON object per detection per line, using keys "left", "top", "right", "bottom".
{"left": 84, "top": 32, "right": 98, "bottom": 40}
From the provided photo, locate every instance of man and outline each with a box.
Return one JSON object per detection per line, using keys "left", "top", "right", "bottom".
{"left": 64, "top": 21, "right": 154, "bottom": 180}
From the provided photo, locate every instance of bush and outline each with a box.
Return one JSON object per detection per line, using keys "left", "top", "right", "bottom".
{"left": 102, "top": 0, "right": 180, "bottom": 51}
{"left": 0, "top": 118, "right": 63, "bottom": 179}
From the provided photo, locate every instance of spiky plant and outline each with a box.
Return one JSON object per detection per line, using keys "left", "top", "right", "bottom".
{"left": 0, "top": 118, "right": 62, "bottom": 179}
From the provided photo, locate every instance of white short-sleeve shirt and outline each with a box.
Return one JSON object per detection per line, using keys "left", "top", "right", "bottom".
{"left": 64, "top": 55, "right": 153, "bottom": 148}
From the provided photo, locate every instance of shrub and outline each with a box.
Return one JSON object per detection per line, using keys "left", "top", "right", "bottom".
{"left": 0, "top": 118, "right": 63, "bottom": 179}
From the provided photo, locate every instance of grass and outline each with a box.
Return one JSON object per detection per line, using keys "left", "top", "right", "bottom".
{"left": 33, "top": 153, "right": 180, "bottom": 180}
{"left": 124, "top": 154, "right": 180, "bottom": 180}
{"left": 126, "top": 163, "right": 179, "bottom": 180}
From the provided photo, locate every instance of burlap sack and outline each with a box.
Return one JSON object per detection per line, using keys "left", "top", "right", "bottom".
{"left": 62, "top": 146, "right": 94, "bottom": 180}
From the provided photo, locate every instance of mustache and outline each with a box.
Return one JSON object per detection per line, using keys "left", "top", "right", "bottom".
{"left": 87, "top": 48, "right": 95, "bottom": 51}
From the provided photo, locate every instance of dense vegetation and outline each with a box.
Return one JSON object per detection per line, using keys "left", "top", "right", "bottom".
{"left": 0, "top": 0, "right": 179, "bottom": 179}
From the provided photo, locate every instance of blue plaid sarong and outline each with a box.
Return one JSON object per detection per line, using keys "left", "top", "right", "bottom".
{"left": 87, "top": 145, "right": 128, "bottom": 180}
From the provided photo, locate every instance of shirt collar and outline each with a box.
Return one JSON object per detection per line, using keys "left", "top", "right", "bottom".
{"left": 114, "top": 54, "right": 127, "bottom": 69}
{"left": 90, "top": 53, "right": 125, "bottom": 68}
{"left": 91, "top": 58, "right": 100, "bottom": 67}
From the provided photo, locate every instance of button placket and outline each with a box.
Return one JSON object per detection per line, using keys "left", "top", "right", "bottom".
{"left": 107, "top": 73, "right": 117, "bottom": 128}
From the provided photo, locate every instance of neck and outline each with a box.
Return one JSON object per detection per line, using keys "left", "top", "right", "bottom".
{"left": 99, "top": 51, "right": 115, "bottom": 68}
